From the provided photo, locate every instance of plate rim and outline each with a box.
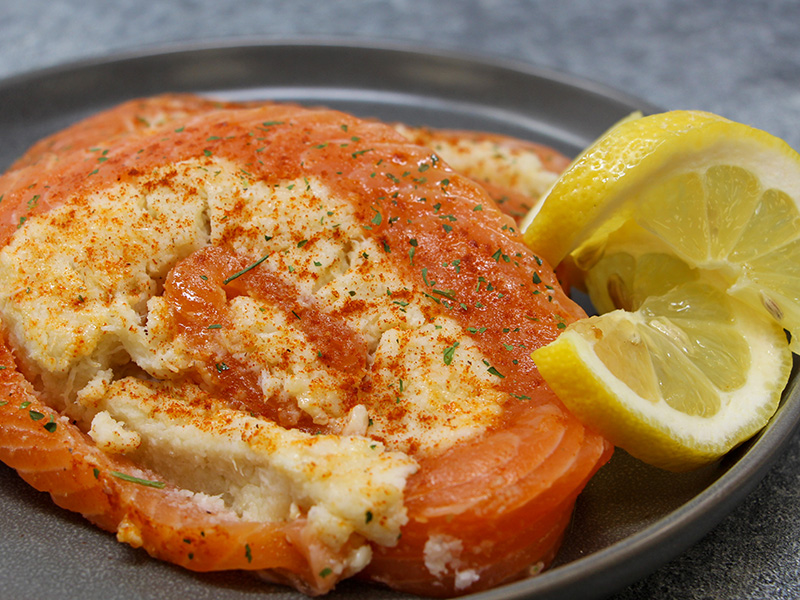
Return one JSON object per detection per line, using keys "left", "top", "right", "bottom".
{"left": 0, "top": 37, "right": 796, "bottom": 600}
{"left": 0, "top": 35, "right": 663, "bottom": 116}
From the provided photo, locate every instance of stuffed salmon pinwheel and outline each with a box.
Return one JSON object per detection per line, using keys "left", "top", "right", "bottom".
{"left": 0, "top": 95, "right": 611, "bottom": 597}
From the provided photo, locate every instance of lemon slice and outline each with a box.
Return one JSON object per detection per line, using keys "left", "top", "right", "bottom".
{"left": 522, "top": 110, "right": 800, "bottom": 350}
{"left": 523, "top": 110, "right": 800, "bottom": 470}
{"left": 532, "top": 283, "right": 791, "bottom": 471}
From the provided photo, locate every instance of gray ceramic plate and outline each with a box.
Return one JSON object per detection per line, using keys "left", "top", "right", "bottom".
{"left": 0, "top": 41, "right": 797, "bottom": 600}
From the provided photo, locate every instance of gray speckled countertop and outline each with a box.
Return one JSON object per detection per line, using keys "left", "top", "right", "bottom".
{"left": 1, "top": 1, "right": 799, "bottom": 599}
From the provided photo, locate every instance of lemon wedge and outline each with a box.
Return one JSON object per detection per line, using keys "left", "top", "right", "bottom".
{"left": 532, "top": 283, "right": 791, "bottom": 471}
{"left": 524, "top": 110, "right": 799, "bottom": 470}
{"left": 523, "top": 110, "right": 800, "bottom": 347}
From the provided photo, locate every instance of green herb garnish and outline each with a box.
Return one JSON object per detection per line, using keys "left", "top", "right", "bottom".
{"left": 223, "top": 252, "right": 271, "bottom": 284}
{"left": 110, "top": 471, "right": 166, "bottom": 489}
{"left": 487, "top": 366, "right": 505, "bottom": 379}
{"left": 443, "top": 342, "right": 460, "bottom": 365}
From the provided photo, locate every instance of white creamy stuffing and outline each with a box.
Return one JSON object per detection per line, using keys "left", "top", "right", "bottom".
{"left": 89, "top": 377, "right": 416, "bottom": 548}
{"left": 423, "top": 534, "right": 464, "bottom": 578}
{"left": 89, "top": 410, "right": 142, "bottom": 454}
{"left": 395, "top": 124, "right": 559, "bottom": 201}
{"left": 423, "top": 533, "right": 481, "bottom": 590}
{"left": 0, "top": 156, "right": 514, "bottom": 566}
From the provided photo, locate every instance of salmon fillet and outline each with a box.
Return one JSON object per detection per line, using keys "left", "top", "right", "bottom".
{"left": 0, "top": 94, "right": 611, "bottom": 597}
